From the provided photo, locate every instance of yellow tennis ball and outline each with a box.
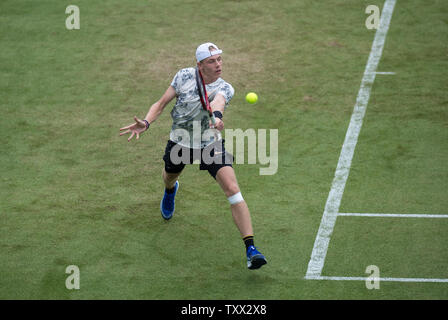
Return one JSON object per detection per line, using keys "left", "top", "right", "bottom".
{"left": 246, "top": 92, "right": 258, "bottom": 104}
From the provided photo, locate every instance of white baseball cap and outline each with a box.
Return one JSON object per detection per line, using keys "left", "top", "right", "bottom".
{"left": 196, "top": 42, "right": 223, "bottom": 62}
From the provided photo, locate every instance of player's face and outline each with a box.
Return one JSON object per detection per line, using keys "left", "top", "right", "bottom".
{"left": 199, "top": 54, "right": 222, "bottom": 79}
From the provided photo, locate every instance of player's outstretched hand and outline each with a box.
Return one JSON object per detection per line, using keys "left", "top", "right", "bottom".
{"left": 119, "top": 116, "right": 147, "bottom": 142}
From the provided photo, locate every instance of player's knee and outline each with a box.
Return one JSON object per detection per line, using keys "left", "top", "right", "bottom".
{"left": 225, "top": 183, "right": 240, "bottom": 198}
{"left": 227, "top": 191, "right": 244, "bottom": 205}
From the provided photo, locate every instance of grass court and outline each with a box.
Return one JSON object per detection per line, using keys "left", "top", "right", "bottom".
{"left": 1, "top": 0, "right": 447, "bottom": 299}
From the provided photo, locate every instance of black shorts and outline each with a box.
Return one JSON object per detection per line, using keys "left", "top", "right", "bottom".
{"left": 163, "top": 139, "right": 233, "bottom": 179}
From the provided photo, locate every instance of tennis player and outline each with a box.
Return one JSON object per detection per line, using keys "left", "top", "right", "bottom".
{"left": 119, "top": 43, "right": 267, "bottom": 270}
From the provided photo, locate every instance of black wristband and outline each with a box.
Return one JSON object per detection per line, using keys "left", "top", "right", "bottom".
{"left": 213, "top": 111, "right": 223, "bottom": 119}
{"left": 143, "top": 119, "right": 150, "bottom": 130}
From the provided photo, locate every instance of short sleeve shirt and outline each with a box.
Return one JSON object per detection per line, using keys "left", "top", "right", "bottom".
{"left": 169, "top": 67, "right": 234, "bottom": 149}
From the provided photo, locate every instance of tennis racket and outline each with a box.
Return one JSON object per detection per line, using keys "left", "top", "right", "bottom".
{"left": 195, "top": 67, "right": 216, "bottom": 126}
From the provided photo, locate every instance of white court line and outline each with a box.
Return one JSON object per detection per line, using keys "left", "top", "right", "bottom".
{"left": 375, "top": 71, "right": 396, "bottom": 75}
{"left": 305, "top": 0, "right": 397, "bottom": 279}
{"left": 308, "top": 276, "right": 448, "bottom": 283}
{"left": 338, "top": 213, "right": 448, "bottom": 218}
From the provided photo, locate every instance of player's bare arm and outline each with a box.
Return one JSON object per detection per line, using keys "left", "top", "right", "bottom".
{"left": 119, "top": 86, "right": 176, "bottom": 141}
{"left": 210, "top": 93, "right": 226, "bottom": 131}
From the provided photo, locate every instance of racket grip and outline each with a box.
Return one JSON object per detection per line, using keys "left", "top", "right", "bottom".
{"left": 210, "top": 114, "right": 216, "bottom": 125}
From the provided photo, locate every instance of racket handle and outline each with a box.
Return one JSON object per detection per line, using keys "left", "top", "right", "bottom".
{"left": 210, "top": 114, "right": 216, "bottom": 125}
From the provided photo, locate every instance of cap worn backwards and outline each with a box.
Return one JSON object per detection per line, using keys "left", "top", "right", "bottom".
{"left": 196, "top": 42, "right": 223, "bottom": 62}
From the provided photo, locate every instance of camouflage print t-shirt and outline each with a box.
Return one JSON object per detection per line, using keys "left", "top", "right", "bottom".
{"left": 169, "top": 68, "right": 234, "bottom": 149}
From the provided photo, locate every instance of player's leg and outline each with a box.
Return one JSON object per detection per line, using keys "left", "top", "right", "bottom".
{"left": 202, "top": 141, "right": 253, "bottom": 237}
{"left": 202, "top": 140, "right": 267, "bottom": 269}
{"left": 162, "top": 169, "right": 181, "bottom": 190}
{"left": 215, "top": 166, "right": 267, "bottom": 270}
{"left": 215, "top": 166, "right": 253, "bottom": 237}
{"left": 160, "top": 140, "right": 185, "bottom": 220}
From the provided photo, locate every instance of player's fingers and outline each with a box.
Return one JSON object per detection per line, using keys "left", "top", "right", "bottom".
{"left": 128, "top": 132, "right": 135, "bottom": 142}
{"left": 134, "top": 116, "right": 144, "bottom": 125}
{"left": 136, "top": 132, "right": 140, "bottom": 140}
{"left": 120, "top": 124, "right": 133, "bottom": 131}
{"left": 119, "top": 129, "right": 130, "bottom": 136}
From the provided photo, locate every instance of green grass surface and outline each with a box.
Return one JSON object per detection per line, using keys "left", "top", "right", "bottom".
{"left": 1, "top": 0, "right": 447, "bottom": 299}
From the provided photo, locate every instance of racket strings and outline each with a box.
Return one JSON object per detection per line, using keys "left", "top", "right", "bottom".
{"left": 196, "top": 68, "right": 213, "bottom": 115}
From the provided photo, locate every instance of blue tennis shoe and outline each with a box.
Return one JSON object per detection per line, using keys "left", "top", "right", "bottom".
{"left": 246, "top": 245, "right": 267, "bottom": 270}
{"left": 160, "top": 181, "right": 179, "bottom": 220}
